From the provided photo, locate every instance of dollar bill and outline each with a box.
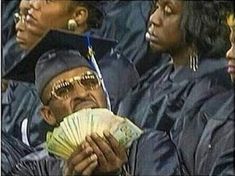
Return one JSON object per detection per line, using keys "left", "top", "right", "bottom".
{"left": 47, "top": 129, "right": 74, "bottom": 151}
{"left": 110, "top": 118, "right": 143, "bottom": 148}
{"left": 46, "top": 108, "right": 143, "bottom": 159}
{"left": 61, "top": 118, "right": 77, "bottom": 146}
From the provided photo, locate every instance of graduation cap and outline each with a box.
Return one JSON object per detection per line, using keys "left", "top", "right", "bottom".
{"left": 3, "top": 29, "right": 117, "bottom": 97}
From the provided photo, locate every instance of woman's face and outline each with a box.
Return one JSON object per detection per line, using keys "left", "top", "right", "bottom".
{"left": 27, "top": 0, "right": 73, "bottom": 32}
{"left": 146, "top": 0, "right": 183, "bottom": 54}
{"left": 15, "top": 0, "right": 39, "bottom": 49}
{"left": 22, "top": 0, "right": 73, "bottom": 48}
{"left": 226, "top": 26, "right": 235, "bottom": 82}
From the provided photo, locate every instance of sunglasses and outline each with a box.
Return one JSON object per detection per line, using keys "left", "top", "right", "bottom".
{"left": 46, "top": 71, "right": 101, "bottom": 104}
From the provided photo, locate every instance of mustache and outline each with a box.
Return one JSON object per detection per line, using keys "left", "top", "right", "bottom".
{"left": 73, "top": 96, "right": 95, "bottom": 105}
{"left": 72, "top": 96, "right": 97, "bottom": 110}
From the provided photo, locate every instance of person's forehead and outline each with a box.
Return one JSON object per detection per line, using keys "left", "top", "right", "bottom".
{"left": 20, "top": 0, "right": 30, "bottom": 9}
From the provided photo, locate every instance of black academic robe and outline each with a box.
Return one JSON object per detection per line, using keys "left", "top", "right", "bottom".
{"left": 1, "top": 0, "right": 19, "bottom": 46}
{"left": 7, "top": 157, "right": 63, "bottom": 176}
{"left": 99, "top": 51, "right": 139, "bottom": 112}
{"left": 127, "top": 130, "right": 182, "bottom": 175}
{"left": 1, "top": 132, "right": 34, "bottom": 175}
{"left": 118, "top": 57, "right": 232, "bottom": 132}
{"left": 7, "top": 130, "right": 182, "bottom": 176}
{"left": 1, "top": 80, "right": 52, "bottom": 147}
{"left": 171, "top": 90, "right": 235, "bottom": 175}
{"left": 93, "top": 1, "right": 152, "bottom": 64}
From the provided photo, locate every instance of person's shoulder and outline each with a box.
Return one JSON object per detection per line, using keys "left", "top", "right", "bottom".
{"left": 134, "top": 129, "right": 174, "bottom": 150}
{"left": 9, "top": 81, "right": 38, "bottom": 95}
{"left": 100, "top": 50, "right": 140, "bottom": 87}
{"left": 100, "top": 50, "right": 136, "bottom": 70}
{"left": 129, "top": 129, "right": 182, "bottom": 176}
{"left": 1, "top": 132, "right": 34, "bottom": 175}
{"left": 183, "top": 58, "right": 232, "bottom": 112}
{"left": 131, "top": 60, "right": 172, "bottom": 92}
{"left": 201, "top": 89, "right": 234, "bottom": 121}
{"left": 197, "top": 57, "right": 230, "bottom": 85}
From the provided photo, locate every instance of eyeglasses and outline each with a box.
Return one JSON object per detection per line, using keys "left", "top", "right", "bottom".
{"left": 14, "top": 12, "right": 26, "bottom": 24}
{"left": 46, "top": 71, "right": 101, "bottom": 104}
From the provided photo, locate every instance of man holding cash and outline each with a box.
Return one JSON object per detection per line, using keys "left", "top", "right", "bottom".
{"left": 4, "top": 30, "right": 133, "bottom": 175}
{"left": 5, "top": 30, "right": 181, "bottom": 176}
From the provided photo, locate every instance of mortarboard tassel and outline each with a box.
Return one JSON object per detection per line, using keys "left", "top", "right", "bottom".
{"left": 86, "top": 35, "right": 111, "bottom": 110}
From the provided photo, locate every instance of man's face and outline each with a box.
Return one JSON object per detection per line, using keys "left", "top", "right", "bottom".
{"left": 146, "top": 0, "right": 183, "bottom": 54}
{"left": 18, "top": 0, "right": 73, "bottom": 49}
{"left": 41, "top": 67, "right": 107, "bottom": 125}
{"left": 226, "top": 26, "right": 235, "bottom": 82}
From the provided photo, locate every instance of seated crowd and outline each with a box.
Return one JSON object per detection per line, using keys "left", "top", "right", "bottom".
{"left": 1, "top": 0, "right": 234, "bottom": 175}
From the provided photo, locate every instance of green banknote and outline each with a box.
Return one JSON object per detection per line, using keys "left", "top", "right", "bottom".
{"left": 111, "top": 118, "right": 143, "bottom": 148}
{"left": 46, "top": 108, "right": 143, "bottom": 160}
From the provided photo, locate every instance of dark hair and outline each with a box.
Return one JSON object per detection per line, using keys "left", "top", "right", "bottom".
{"left": 225, "top": 2, "right": 235, "bottom": 17}
{"left": 70, "top": 0, "right": 104, "bottom": 29}
{"left": 180, "top": 1, "right": 231, "bottom": 58}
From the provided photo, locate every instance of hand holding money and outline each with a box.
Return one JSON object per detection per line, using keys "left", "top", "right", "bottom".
{"left": 86, "top": 131, "right": 128, "bottom": 174}
{"left": 46, "top": 108, "right": 143, "bottom": 160}
{"left": 64, "top": 142, "right": 98, "bottom": 176}
{"left": 65, "top": 132, "right": 127, "bottom": 176}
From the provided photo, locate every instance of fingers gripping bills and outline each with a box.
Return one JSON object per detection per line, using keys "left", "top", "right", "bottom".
{"left": 46, "top": 108, "right": 143, "bottom": 160}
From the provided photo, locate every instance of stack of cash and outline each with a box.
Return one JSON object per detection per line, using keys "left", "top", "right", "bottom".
{"left": 46, "top": 108, "right": 143, "bottom": 160}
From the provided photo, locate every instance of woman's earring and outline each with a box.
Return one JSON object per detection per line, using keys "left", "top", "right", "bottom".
{"left": 67, "top": 19, "right": 77, "bottom": 31}
{"left": 189, "top": 51, "right": 199, "bottom": 72}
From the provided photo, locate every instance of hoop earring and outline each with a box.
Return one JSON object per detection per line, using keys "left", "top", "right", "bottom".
{"left": 189, "top": 51, "right": 199, "bottom": 72}
{"left": 67, "top": 19, "right": 78, "bottom": 31}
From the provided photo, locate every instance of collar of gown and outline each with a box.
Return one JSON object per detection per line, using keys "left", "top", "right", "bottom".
{"left": 169, "top": 57, "right": 228, "bottom": 82}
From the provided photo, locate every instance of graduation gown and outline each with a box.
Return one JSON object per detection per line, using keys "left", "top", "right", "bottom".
{"left": 1, "top": 80, "right": 52, "bottom": 147}
{"left": 7, "top": 157, "right": 63, "bottom": 176}
{"left": 7, "top": 131, "right": 182, "bottom": 176}
{"left": 1, "top": 132, "right": 34, "bottom": 175}
{"left": 99, "top": 51, "right": 139, "bottom": 112}
{"left": 1, "top": 0, "right": 20, "bottom": 46}
{"left": 171, "top": 90, "right": 235, "bottom": 175}
{"left": 93, "top": 1, "right": 152, "bottom": 64}
{"left": 118, "top": 57, "right": 232, "bottom": 132}
{"left": 127, "top": 130, "right": 182, "bottom": 175}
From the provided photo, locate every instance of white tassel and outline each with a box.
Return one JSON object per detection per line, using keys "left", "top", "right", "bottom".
{"left": 88, "top": 46, "right": 111, "bottom": 110}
